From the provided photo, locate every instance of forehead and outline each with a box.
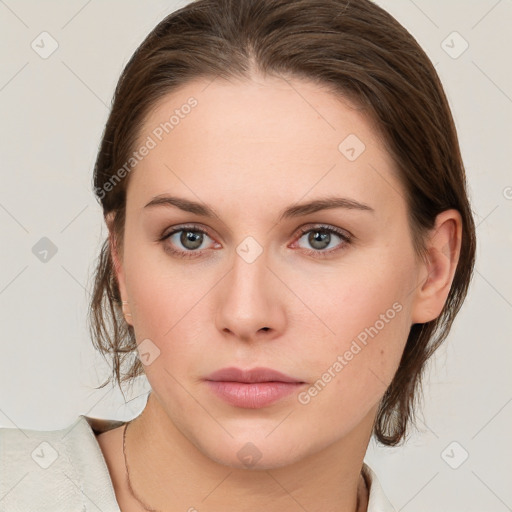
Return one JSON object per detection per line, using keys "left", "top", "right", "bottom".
{"left": 127, "top": 74, "right": 404, "bottom": 216}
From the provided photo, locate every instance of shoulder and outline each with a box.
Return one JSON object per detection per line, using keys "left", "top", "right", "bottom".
{"left": 362, "top": 462, "right": 397, "bottom": 512}
{"left": 0, "top": 415, "right": 124, "bottom": 512}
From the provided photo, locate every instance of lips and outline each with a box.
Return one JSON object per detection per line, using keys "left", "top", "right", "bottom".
{"left": 205, "top": 366, "right": 304, "bottom": 384}
{"left": 204, "top": 367, "right": 306, "bottom": 408}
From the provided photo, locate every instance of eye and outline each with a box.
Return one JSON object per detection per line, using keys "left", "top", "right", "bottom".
{"left": 292, "top": 224, "right": 352, "bottom": 257}
{"left": 159, "top": 224, "right": 218, "bottom": 259}
{"left": 159, "top": 223, "right": 352, "bottom": 259}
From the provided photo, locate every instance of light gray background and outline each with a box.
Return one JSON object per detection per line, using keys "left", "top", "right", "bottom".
{"left": 0, "top": 1, "right": 511, "bottom": 510}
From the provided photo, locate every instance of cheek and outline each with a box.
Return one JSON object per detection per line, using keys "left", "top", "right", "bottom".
{"left": 295, "top": 307, "right": 409, "bottom": 439}
{"left": 123, "top": 231, "right": 191, "bottom": 327}
{"left": 122, "top": 241, "right": 216, "bottom": 374}
{"left": 294, "top": 257, "right": 412, "bottom": 411}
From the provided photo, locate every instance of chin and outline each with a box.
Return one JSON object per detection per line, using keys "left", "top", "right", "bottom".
{"left": 193, "top": 430, "right": 315, "bottom": 471}
{"left": 209, "top": 445, "right": 305, "bottom": 471}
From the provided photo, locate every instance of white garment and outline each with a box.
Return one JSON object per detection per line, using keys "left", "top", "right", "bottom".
{"left": 0, "top": 415, "right": 396, "bottom": 511}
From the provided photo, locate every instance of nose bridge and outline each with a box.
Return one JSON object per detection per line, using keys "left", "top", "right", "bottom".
{"left": 231, "top": 241, "right": 268, "bottom": 298}
{"left": 216, "top": 237, "right": 285, "bottom": 340}
{"left": 227, "top": 240, "right": 271, "bottom": 313}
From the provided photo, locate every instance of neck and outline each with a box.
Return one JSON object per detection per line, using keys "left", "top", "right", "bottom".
{"left": 124, "top": 392, "right": 374, "bottom": 512}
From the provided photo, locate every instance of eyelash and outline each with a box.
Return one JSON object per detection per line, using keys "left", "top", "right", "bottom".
{"left": 158, "top": 223, "right": 352, "bottom": 259}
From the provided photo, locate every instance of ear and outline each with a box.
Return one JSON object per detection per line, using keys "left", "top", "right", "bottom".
{"left": 410, "top": 209, "right": 463, "bottom": 325}
{"left": 105, "top": 212, "right": 132, "bottom": 325}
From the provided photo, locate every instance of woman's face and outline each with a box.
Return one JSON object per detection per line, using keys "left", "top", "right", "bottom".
{"left": 112, "top": 74, "right": 431, "bottom": 468}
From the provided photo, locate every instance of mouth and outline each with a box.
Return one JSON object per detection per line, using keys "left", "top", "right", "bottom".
{"left": 204, "top": 367, "right": 306, "bottom": 409}
{"left": 205, "top": 366, "right": 305, "bottom": 384}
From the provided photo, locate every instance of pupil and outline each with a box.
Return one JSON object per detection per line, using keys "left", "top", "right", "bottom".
{"left": 181, "top": 230, "right": 202, "bottom": 249}
{"left": 309, "top": 231, "right": 329, "bottom": 249}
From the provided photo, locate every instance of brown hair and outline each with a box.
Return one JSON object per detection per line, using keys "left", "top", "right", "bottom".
{"left": 88, "top": 0, "right": 476, "bottom": 446}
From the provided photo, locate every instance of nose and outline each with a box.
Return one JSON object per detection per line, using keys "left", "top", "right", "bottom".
{"left": 215, "top": 245, "right": 287, "bottom": 343}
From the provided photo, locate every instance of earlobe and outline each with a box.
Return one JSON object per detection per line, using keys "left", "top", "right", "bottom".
{"left": 410, "top": 209, "right": 462, "bottom": 325}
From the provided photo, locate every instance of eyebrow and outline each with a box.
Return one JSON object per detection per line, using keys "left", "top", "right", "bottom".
{"left": 144, "top": 194, "right": 375, "bottom": 221}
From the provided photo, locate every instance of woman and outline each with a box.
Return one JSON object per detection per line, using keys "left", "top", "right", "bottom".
{"left": 0, "top": 0, "right": 476, "bottom": 510}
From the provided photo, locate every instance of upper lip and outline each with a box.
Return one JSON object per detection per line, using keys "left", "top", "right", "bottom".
{"left": 205, "top": 367, "right": 304, "bottom": 383}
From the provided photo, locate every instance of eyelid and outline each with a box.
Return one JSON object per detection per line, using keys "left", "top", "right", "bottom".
{"left": 294, "top": 223, "right": 353, "bottom": 241}
{"left": 161, "top": 222, "right": 352, "bottom": 241}
{"left": 160, "top": 223, "right": 219, "bottom": 248}
{"left": 160, "top": 223, "right": 213, "bottom": 239}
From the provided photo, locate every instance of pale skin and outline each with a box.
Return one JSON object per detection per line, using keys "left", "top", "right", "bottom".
{"left": 97, "top": 72, "right": 462, "bottom": 512}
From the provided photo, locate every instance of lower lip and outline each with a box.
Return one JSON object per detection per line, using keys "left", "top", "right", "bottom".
{"left": 205, "top": 381, "right": 304, "bottom": 408}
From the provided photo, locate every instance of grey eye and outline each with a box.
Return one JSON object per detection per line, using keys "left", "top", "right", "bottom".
{"left": 168, "top": 229, "right": 212, "bottom": 251}
{"left": 297, "top": 229, "right": 344, "bottom": 251}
